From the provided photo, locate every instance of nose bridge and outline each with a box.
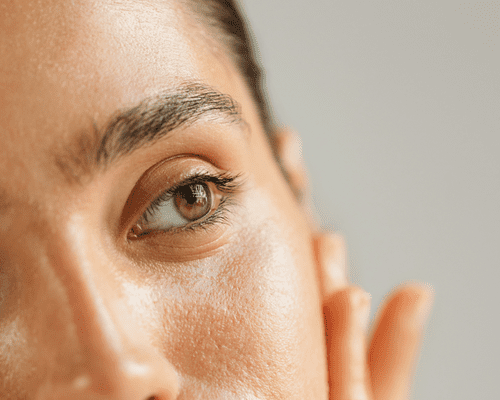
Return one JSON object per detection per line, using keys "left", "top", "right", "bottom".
{"left": 50, "top": 214, "right": 123, "bottom": 368}
{"left": 34, "top": 213, "right": 179, "bottom": 400}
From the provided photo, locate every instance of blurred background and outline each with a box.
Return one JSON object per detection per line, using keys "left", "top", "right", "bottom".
{"left": 241, "top": 0, "right": 499, "bottom": 399}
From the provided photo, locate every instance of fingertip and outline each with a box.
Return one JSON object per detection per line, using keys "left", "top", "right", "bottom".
{"left": 383, "top": 282, "right": 434, "bottom": 329}
{"left": 323, "top": 286, "right": 371, "bottom": 335}
{"left": 323, "top": 286, "right": 371, "bottom": 312}
{"left": 396, "top": 281, "right": 434, "bottom": 300}
{"left": 314, "top": 232, "right": 349, "bottom": 297}
{"left": 323, "top": 286, "right": 373, "bottom": 400}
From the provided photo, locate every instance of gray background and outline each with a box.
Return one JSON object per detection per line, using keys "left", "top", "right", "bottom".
{"left": 242, "top": 1, "right": 500, "bottom": 399}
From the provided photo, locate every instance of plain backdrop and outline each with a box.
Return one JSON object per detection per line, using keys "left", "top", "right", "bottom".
{"left": 241, "top": 1, "right": 500, "bottom": 399}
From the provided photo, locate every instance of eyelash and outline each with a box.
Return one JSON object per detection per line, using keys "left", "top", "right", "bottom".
{"left": 131, "top": 171, "right": 243, "bottom": 238}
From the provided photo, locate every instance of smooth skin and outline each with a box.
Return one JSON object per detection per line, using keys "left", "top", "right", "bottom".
{"left": 0, "top": 0, "right": 433, "bottom": 399}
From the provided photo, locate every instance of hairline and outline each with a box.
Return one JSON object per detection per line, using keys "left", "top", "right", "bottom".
{"left": 177, "top": 0, "right": 297, "bottom": 198}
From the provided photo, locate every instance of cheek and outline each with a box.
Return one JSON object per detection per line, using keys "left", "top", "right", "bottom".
{"left": 149, "top": 191, "right": 327, "bottom": 398}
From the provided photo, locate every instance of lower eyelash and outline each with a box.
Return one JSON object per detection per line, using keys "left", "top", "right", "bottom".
{"left": 135, "top": 171, "right": 245, "bottom": 238}
{"left": 178, "top": 195, "right": 235, "bottom": 234}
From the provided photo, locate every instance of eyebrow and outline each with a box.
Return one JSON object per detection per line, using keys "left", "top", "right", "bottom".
{"left": 54, "top": 82, "right": 248, "bottom": 184}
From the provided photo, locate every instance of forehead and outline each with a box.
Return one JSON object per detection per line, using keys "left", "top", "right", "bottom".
{"left": 0, "top": 0, "right": 240, "bottom": 187}
{"left": 1, "top": 0, "right": 198, "bottom": 97}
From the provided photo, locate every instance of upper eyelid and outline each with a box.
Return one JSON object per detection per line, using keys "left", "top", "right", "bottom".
{"left": 147, "top": 172, "right": 242, "bottom": 209}
{"left": 136, "top": 172, "right": 244, "bottom": 228}
{"left": 119, "top": 156, "right": 247, "bottom": 240}
{"left": 129, "top": 174, "right": 244, "bottom": 239}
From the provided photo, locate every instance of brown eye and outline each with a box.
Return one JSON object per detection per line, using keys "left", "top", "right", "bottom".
{"left": 173, "top": 183, "right": 212, "bottom": 221}
{"left": 129, "top": 171, "right": 241, "bottom": 238}
{"left": 130, "top": 182, "right": 217, "bottom": 237}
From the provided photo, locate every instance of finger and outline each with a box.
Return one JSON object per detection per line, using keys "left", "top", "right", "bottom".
{"left": 314, "top": 232, "right": 349, "bottom": 298}
{"left": 324, "top": 286, "right": 373, "bottom": 400}
{"left": 368, "top": 284, "right": 433, "bottom": 400}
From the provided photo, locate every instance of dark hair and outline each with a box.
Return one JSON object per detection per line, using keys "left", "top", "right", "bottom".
{"left": 181, "top": 0, "right": 297, "bottom": 195}
{"left": 180, "top": 0, "right": 275, "bottom": 135}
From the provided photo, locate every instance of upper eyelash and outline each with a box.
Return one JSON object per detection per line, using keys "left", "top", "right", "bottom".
{"left": 140, "top": 171, "right": 244, "bottom": 229}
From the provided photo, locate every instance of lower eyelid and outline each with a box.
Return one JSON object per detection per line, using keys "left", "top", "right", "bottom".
{"left": 174, "top": 195, "right": 235, "bottom": 233}
{"left": 131, "top": 182, "right": 237, "bottom": 238}
{"left": 130, "top": 195, "right": 234, "bottom": 239}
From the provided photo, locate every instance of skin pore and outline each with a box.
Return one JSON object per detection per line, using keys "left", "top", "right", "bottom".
{"left": 0, "top": 0, "right": 326, "bottom": 398}
{"left": 0, "top": 1, "right": 433, "bottom": 399}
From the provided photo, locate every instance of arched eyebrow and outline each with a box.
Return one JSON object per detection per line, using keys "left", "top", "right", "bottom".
{"left": 54, "top": 82, "right": 249, "bottom": 184}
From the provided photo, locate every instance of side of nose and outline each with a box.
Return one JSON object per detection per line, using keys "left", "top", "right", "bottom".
{"left": 38, "top": 344, "right": 179, "bottom": 400}
{"left": 32, "top": 215, "right": 180, "bottom": 400}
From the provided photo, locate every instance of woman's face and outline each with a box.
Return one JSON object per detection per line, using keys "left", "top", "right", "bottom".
{"left": 0, "top": 1, "right": 328, "bottom": 399}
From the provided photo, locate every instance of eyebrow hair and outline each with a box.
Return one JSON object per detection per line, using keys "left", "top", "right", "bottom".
{"left": 54, "top": 82, "right": 247, "bottom": 184}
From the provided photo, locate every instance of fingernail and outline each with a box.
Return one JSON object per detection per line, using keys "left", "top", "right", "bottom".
{"left": 318, "top": 233, "right": 348, "bottom": 292}
{"left": 396, "top": 284, "right": 434, "bottom": 329}
{"left": 413, "top": 286, "right": 434, "bottom": 327}
{"left": 282, "top": 130, "right": 303, "bottom": 168}
{"left": 355, "top": 290, "right": 371, "bottom": 333}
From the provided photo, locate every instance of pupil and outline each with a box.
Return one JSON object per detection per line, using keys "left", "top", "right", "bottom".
{"left": 174, "top": 183, "right": 211, "bottom": 221}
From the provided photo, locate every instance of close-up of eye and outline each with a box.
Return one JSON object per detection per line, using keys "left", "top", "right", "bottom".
{"left": 128, "top": 171, "right": 242, "bottom": 239}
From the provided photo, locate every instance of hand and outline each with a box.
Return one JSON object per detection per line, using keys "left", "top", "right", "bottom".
{"left": 314, "top": 233, "right": 434, "bottom": 400}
